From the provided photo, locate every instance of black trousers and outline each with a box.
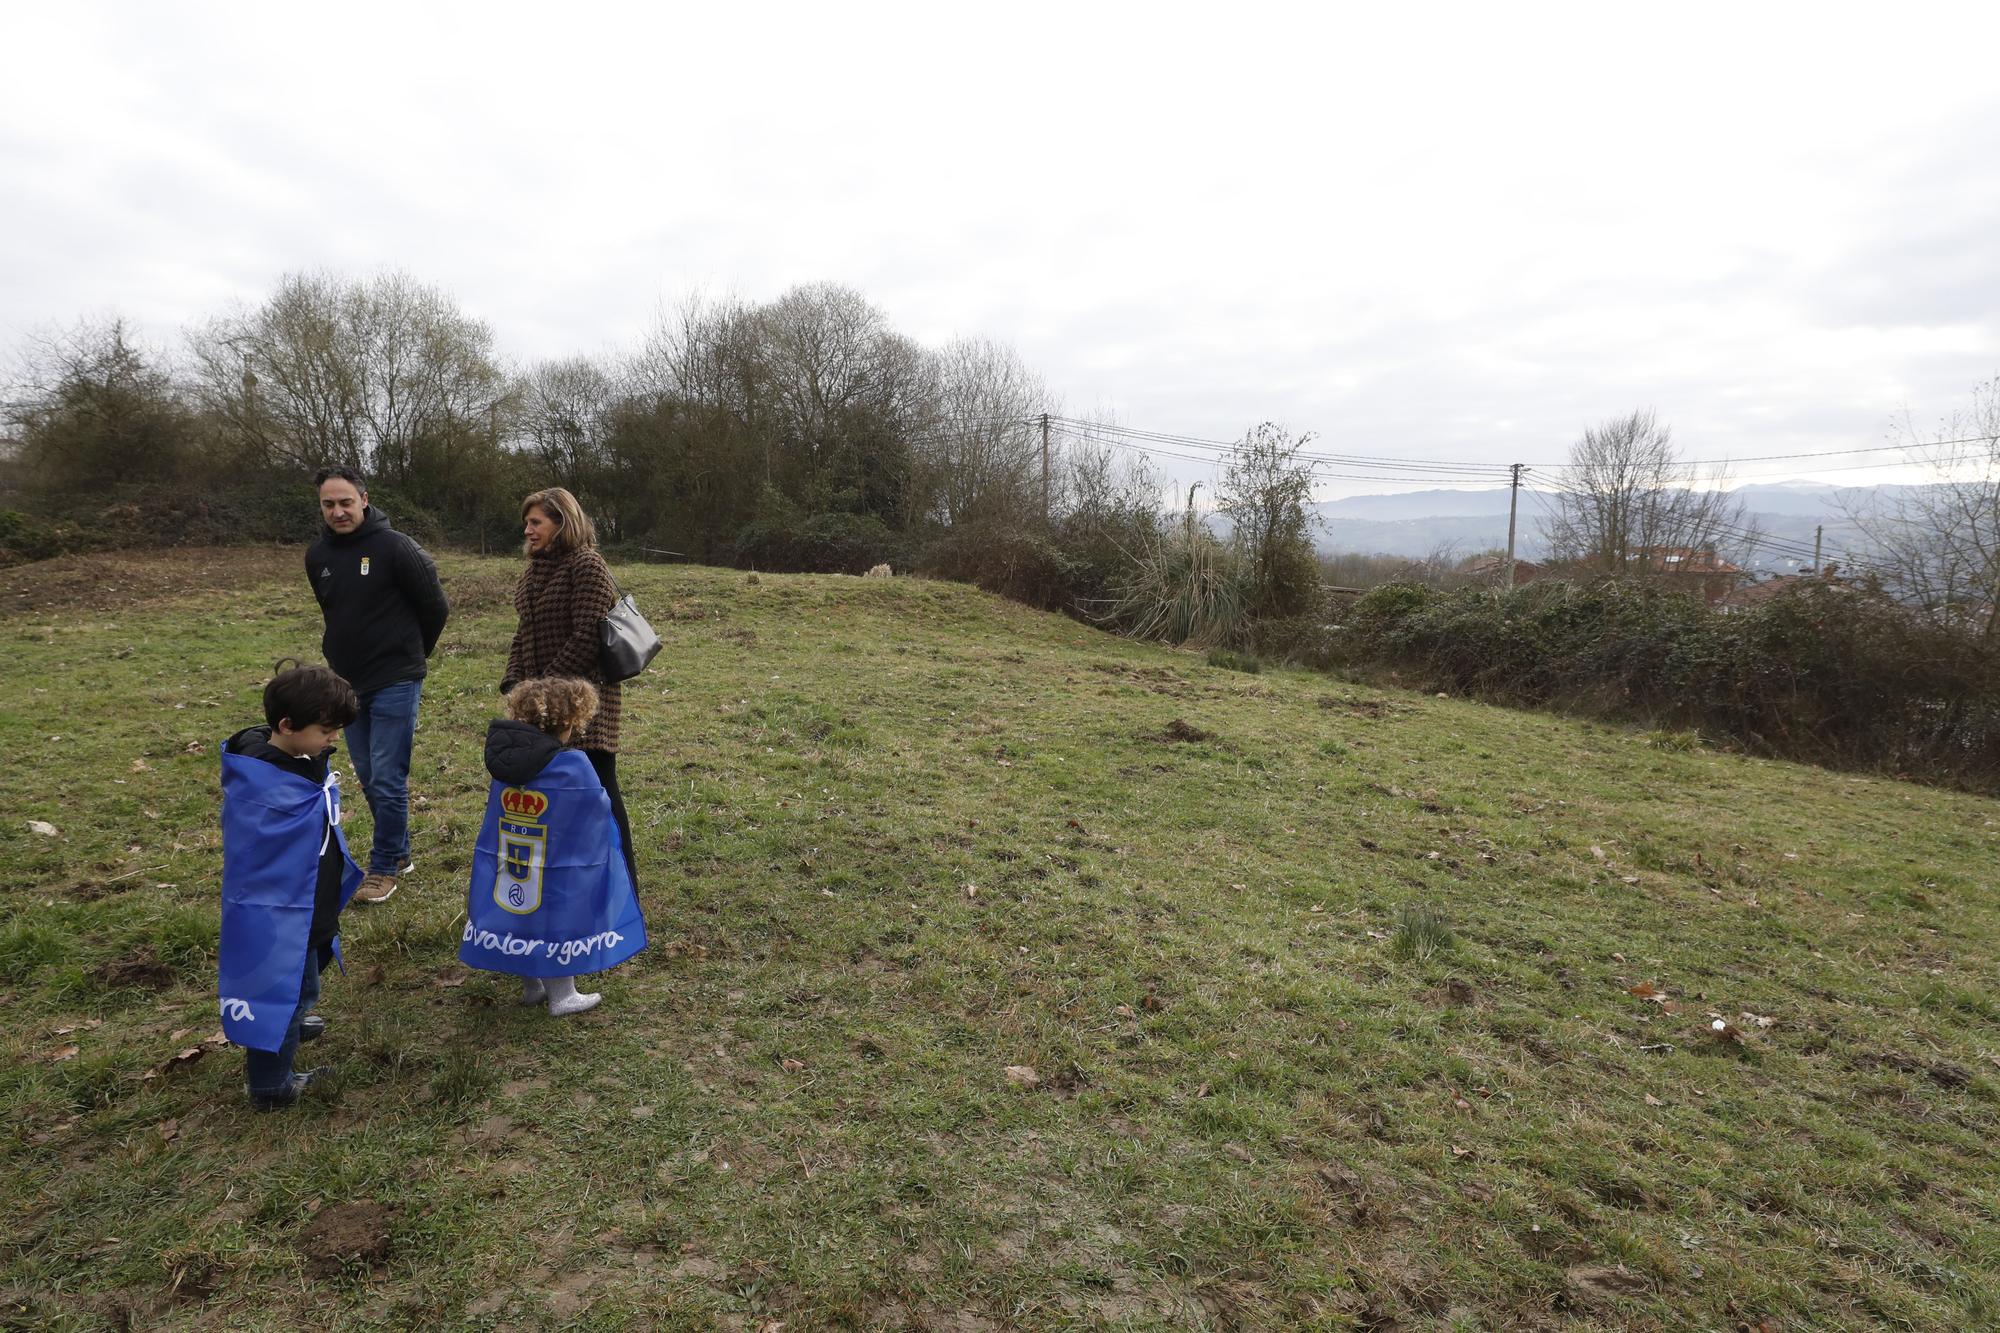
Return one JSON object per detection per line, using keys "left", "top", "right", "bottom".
{"left": 584, "top": 748, "right": 639, "bottom": 887}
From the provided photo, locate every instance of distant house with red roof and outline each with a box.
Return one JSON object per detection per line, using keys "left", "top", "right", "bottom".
{"left": 1633, "top": 546, "right": 1744, "bottom": 605}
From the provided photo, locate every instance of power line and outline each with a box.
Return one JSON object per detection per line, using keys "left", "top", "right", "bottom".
{"left": 1050, "top": 411, "right": 1995, "bottom": 480}
{"left": 1062, "top": 427, "right": 1517, "bottom": 488}
{"left": 1526, "top": 432, "right": 1999, "bottom": 470}
{"left": 1049, "top": 416, "right": 1515, "bottom": 473}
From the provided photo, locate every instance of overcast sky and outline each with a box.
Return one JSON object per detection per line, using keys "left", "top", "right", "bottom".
{"left": 4, "top": 2, "right": 1997, "bottom": 497}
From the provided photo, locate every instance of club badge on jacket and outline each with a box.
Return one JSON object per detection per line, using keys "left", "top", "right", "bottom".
{"left": 360, "top": 557, "right": 371, "bottom": 576}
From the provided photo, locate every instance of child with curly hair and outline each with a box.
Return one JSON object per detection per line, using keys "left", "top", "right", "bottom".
{"left": 460, "top": 678, "right": 648, "bottom": 1015}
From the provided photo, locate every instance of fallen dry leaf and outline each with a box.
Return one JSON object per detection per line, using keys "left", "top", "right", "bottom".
{"left": 1709, "top": 1019, "right": 1745, "bottom": 1045}
{"left": 1740, "top": 1012, "right": 1775, "bottom": 1029}
{"left": 1450, "top": 1144, "right": 1474, "bottom": 1158}
{"left": 1221, "top": 1143, "right": 1253, "bottom": 1162}
{"left": 130, "top": 759, "right": 151, "bottom": 773}
{"left": 28, "top": 820, "right": 59, "bottom": 838}
{"left": 157, "top": 1119, "right": 180, "bottom": 1143}
{"left": 50, "top": 1044, "right": 80, "bottom": 1063}
{"left": 1114, "top": 1004, "right": 1135, "bottom": 1018}
{"left": 1589, "top": 845, "right": 1607, "bottom": 861}
{"left": 779, "top": 1058, "right": 805, "bottom": 1074}
{"left": 1644, "top": 1093, "right": 1664, "bottom": 1107}
{"left": 1628, "top": 981, "right": 1662, "bottom": 999}
{"left": 1140, "top": 992, "right": 1164, "bottom": 1012}
{"left": 1003, "top": 1065, "right": 1040, "bottom": 1088}
{"left": 434, "top": 973, "right": 466, "bottom": 989}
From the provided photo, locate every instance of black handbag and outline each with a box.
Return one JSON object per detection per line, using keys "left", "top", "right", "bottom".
{"left": 599, "top": 585, "right": 663, "bottom": 682}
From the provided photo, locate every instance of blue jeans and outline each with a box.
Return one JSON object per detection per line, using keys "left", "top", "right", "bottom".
{"left": 244, "top": 950, "right": 323, "bottom": 1096}
{"left": 346, "top": 679, "right": 421, "bottom": 875}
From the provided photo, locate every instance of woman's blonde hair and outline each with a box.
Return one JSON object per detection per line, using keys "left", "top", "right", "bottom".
{"left": 521, "top": 487, "right": 597, "bottom": 557}
{"left": 505, "top": 677, "right": 600, "bottom": 741}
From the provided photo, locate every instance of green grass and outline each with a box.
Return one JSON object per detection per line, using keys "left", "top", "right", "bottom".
{"left": 2, "top": 546, "right": 1998, "bottom": 1330}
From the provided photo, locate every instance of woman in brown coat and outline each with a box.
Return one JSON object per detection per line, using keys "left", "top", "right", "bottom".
{"left": 501, "top": 487, "right": 637, "bottom": 883}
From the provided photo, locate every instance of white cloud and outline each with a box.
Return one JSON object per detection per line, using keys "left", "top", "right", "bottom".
{"left": 2, "top": 1, "right": 1996, "bottom": 497}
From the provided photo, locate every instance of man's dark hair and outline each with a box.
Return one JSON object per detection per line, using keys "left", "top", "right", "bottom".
{"left": 263, "top": 660, "right": 359, "bottom": 731}
{"left": 312, "top": 465, "right": 367, "bottom": 492}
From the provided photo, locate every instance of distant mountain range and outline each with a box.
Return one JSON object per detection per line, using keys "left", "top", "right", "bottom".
{"left": 1281, "top": 481, "right": 1906, "bottom": 574}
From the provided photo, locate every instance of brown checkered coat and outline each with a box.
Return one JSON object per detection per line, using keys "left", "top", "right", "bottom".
{"left": 502, "top": 546, "right": 623, "bottom": 752}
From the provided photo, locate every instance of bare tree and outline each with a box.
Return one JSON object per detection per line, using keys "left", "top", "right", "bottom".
{"left": 915, "top": 337, "right": 1046, "bottom": 526}
{"left": 1842, "top": 376, "right": 2000, "bottom": 636}
{"left": 1218, "top": 422, "right": 1321, "bottom": 617}
{"left": 189, "top": 270, "right": 506, "bottom": 478}
{"left": 1540, "top": 410, "right": 1757, "bottom": 578}
{"left": 5, "top": 318, "right": 200, "bottom": 491}
{"left": 516, "top": 357, "right": 614, "bottom": 492}
{"left": 1053, "top": 417, "right": 1161, "bottom": 530}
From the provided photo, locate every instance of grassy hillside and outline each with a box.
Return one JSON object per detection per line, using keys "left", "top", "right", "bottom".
{"left": 2, "top": 548, "right": 1997, "bottom": 1331}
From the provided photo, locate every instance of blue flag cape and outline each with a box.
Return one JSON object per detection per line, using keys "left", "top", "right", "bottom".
{"left": 461, "top": 748, "right": 647, "bottom": 977}
{"left": 217, "top": 746, "right": 362, "bottom": 1052}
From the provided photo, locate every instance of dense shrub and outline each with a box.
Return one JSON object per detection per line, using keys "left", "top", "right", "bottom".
{"left": 1047, "top": 506, "right": 1161, "bottom": 614}
{"left": 0, "top": 509, "right": 79, "bottom": 565}
{"left": 916, "top": 521, "right": 1077, "bottom": 609}
{"left": 1338, "top": 579, "right": 2000, "bottom": 791}
{"left": 735, "top": 511, "right": 906, "bottom": 574}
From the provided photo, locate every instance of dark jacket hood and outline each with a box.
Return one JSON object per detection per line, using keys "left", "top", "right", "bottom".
{"left": 324, "top": 505, "right": 391, "bottom": 544}
{"left": 485, "top": 719, "right": 563, "bottom": 784}
{"left": 224, "top": 724, "right": 332, "bottom": 781}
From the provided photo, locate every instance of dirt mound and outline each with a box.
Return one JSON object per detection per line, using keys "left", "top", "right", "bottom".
{"left": 1157, "top": 719, "right": 1213, "bottom": 743}
{"left": 94, "top": 948, "right": 176, "bottom": 990}
{"left": 297, "top": 1201, "right": 393, "bottom": 1277}
{"left": 0, "top": 546, "right": 301, "bottom": 616}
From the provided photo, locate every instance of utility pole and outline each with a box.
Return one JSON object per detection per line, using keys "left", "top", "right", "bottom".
{"left": 1504, "top": 463, "right": 1525, "bottom": 590}
{"left": 1812, "top": 524, "right": 1822, "bottom": 574}
{"left": 1040, "top": 413, "right": 1051, "bottom": 526}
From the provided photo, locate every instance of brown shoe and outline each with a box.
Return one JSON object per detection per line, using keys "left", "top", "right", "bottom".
{"left": 353, "top": 873, "right": 398, "bottom": 905}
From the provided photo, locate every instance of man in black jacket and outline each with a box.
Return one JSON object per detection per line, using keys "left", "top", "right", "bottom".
{"left": 306, "top": 467, "right": 449, "bottom": 904}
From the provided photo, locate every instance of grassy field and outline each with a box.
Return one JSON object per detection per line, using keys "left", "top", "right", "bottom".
{"left": 2, "top": 547, "right": 1997, "bottom": 1332}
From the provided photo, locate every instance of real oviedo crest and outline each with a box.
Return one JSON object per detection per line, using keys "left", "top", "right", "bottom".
{"left": 494, "top": 786, "right": 552, "bottom": 914}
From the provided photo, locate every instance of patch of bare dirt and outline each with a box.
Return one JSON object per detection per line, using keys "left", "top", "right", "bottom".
{"left": 1563, "top": 1263, "right": 1650, "bottom": 1309}
{"left": 297, "top": 1200, "right": 393, "bottom": 1277}
{"left": 94, "top": 947, "right": 177, "bottom": 990}
{"left": 1156, "top": 719, "right": 1214, "bottom": 743}
{"left": 547, "top": 1270, "right": 596, "bottom": 1319}
{"left": 0, "top": 545, "right": 302, "bottom": 616}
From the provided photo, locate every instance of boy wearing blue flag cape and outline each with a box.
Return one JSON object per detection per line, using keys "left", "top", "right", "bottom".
{"left": 462, "top": 679, "right": 646, "bottom": 1014}
{"left": 219, "top": 663, "right": 363, "bottom": 1110}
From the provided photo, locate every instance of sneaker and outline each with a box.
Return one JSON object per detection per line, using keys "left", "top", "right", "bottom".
{"left": 353, "top": 874, "right": 398, "bottom": 904}
{"left": 250, "top": 1065, "right": 330, "bottom": 1113}
{"left": 300, "top": 1014, "right": 325, "bottom": 1043}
